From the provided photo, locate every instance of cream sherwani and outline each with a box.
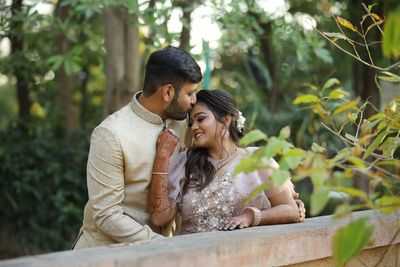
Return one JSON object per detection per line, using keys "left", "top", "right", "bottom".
{"left": 73, "top": 91, "right": 187, "bottom": 249}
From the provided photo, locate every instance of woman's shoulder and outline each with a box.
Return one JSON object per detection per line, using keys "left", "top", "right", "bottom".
{"left": 243, "top": 146, "right": 259, "bottom": 153}
{"left": 238, "top": 147, "right": 279, "bottom": 168}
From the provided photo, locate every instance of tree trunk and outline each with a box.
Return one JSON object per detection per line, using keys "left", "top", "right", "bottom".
{"left": 349, "top": 0, "right": 380, "bottom": 117}
{"left": 179, "top": 5, "right": 192, "bottom": 50}
{"left": 10, "top": 0, "right": 32, "bottom": 118}
{"left": 104, "top": 5, "right": 140, "bottom": 116}
{"left": 175, "top": 0, "right": 197, "bottom": 50}
{"left": 259, "top": 22, "right": 278, "bottom": 114}
{"left": 348, "top": 0, "right": 382, "bottom": 194}
{"left": 54, "top": 2, "right": 79, "bottom": 135}
{"left": 248, "top": 10, "right": 277, "bottom": 114}
{"left": 144, "top": 0, "right": 156, "bottom": 46}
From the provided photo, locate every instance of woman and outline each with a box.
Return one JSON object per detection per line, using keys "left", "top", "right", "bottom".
{"left": 149, "top": 90, "right": 304, "bottom": 234}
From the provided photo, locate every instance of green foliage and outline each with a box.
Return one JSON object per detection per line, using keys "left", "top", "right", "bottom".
{"left": 211, "top": 0, "right": 336, "bottom": 139}
{"left": 239, "top": 129, "right": 267, "bottom": 147}
{"left": 236, "top": 76, "right": 399, "bottom": 264}
{"left": 0, "top": 120, "right": 89, "bottom": 254}
{"left": 0, "top": 0, "right": 398, "bottom": 261}
{"left": 382, "top": 6, "right": 400, "bottom": 59}
{"left": 310, "top": 186, "right": 330, "bottom": 215}
{"left": 332, "top": 217, "right": 374, "bottom": 267}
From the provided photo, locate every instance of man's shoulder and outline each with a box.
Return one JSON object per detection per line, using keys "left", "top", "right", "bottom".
{"left": 99, "top": 104, "right": 141, "bottom": 130}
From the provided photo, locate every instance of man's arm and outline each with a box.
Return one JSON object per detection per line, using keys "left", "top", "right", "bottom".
{"left": 87, "top": 126, "right": 161, "bottom": 243}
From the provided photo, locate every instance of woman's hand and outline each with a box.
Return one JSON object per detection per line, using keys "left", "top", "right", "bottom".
{"left": 219, "top": 210, "right": 254, "bottom": 231}
{"left": 156, "top": 128, "right": 178, "bottom": 160}
{"left": 292, "top": 192, "right": 306, "bottom": 222}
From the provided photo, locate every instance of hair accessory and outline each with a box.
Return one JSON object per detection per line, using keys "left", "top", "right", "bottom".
{"left": 236, "top": 110, "right": 246, "bottom": 132}
{"left": 244, "top": 207, "right": 262, "bottom": 226}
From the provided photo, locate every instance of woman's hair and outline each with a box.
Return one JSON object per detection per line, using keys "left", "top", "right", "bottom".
{"left": 184, "top": 89, "right": 244, "bottom": 192}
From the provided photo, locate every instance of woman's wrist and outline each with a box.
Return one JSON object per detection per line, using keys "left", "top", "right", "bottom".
{"left": 244, "top": 207, "right": 262, "bottom": 226}
{"left": 152, "top": 162, "right": 169, "bottom": 173}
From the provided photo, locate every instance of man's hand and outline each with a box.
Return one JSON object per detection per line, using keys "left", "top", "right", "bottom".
{"left": 292, "top": 192, "right": 306, "bottom": 222}
{"left": 156, "top": 128, "right": 179, "bottom": 160}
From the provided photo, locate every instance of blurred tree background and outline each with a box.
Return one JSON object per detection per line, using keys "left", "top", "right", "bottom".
{"left": 0, "top": 0, "right": 398, "bottom": 259}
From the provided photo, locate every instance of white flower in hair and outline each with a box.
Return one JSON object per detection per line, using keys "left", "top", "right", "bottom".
{"left": 236, "top": 110, "right": 246, "bottom": 131}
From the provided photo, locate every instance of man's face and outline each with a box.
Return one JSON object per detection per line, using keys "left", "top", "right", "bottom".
{"left": 165, "top": 82, "right": 198, "bottom": 120}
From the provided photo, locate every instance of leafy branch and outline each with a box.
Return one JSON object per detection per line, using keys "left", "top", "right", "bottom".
{"left": 311, "top": 4, "right": 400, "bottom": 72}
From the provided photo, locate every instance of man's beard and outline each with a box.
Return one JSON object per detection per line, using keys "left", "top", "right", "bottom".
{"left": 165, "top": 96, "right": 189, "bottom": 121}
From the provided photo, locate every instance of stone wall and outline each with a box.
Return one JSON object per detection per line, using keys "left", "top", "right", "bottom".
{"left": 0, "top": 210, "right": 399, "bottom": 267}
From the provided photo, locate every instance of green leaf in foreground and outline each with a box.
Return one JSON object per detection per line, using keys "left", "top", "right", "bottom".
{"left": 328, "top": 89, "right": 348, "bottom": 99}
{"left": 333, "top": 217, "right": 374, "bottom": 267}
{"left": 279, "top": 126, "right": 290, "bottom": 140}
{"left": 279, "top": 148, "right": 306, "bottom": 170}
{"left": 310, "top": 186, "right": 330, "bottom": 216}
{"left": 293, "top": 94, "right": 320, "bottom": 104}
{"left": 233, "top": 156, "right": 259, "bottom": 175}
{"left": 239, "top": 130, "right": 267, "bottom": 147}
{"left": 334, "top": 186, "right": 368, "bottom": 203}
{"left": 271, "top": 169, "right": 290, "bottom": 187}
{"left": 362, "top": 129, "right": 388, "bottom": 160}
{"left": 333, "top": 97, "right": 360, "bottom": 115}
{"left": 243, "top": 184, "right": 270, "bottom": 205}
{"left": 333, "top": 204, "right": 353, "bottom": 220}
{"left": 322, "top": 78, "right": 340, "bottom": 92}
{"left": 311, "top": 142, "right": 326, "bottom": 153}
{"left": 375, "top": 196, "right": 400, "bottom": 215}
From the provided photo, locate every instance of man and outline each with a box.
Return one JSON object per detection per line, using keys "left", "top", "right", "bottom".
{"left": 73, "top": 46, "right": 202, "bottom": 249}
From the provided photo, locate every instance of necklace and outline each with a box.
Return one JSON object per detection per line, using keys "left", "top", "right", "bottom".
{"left": 213, "top": 148, "right": 240, "bottom": 174}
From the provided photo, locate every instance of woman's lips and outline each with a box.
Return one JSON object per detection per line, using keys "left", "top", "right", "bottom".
{"left": 194, "top": 132, "right": 203, "bottom": 140}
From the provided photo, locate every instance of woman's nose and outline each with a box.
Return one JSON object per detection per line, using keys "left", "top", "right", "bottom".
{"left": 191, "top": 121, "right": 198, "bottom": 130}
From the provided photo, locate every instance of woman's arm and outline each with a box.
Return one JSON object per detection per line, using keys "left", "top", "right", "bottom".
{"left": 148, "top": 128, "right": 179, "bottom": 227}
{"left": 220, "top": 186, "right": 302, "bottom": 230}
{"left": 258, "top": 186, "right": 301, "bottom": 224}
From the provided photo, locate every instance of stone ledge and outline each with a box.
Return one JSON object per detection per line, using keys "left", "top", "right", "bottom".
{"left": 1, "top": 210, "right": 399, "bottom": 267}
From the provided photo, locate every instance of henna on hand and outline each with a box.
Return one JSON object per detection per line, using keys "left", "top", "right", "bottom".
{"left": 149, "top": 173, "right": 172, "bottom": 213}
{"left": 149, "top": 128, "right": 179, "bottom": 216}
{"left": 156, "top": 128, "right": 179, "bottom": 161}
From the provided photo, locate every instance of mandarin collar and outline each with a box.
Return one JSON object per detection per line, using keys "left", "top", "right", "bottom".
{"left": 130, "top": 91, "right": 164, "bottom": 125}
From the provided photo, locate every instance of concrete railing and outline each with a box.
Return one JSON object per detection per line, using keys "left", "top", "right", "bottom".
{"left": 1, "top": 210, "right": 399, "bottom": 267}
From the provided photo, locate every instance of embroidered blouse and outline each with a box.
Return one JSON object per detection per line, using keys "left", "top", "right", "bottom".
{"left": 168, "top": 147, "right": 294, "bottom": 234}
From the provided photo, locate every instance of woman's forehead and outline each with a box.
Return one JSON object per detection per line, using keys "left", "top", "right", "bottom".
{"left": 190, "top": 103, "right": 210, "bottom": 118}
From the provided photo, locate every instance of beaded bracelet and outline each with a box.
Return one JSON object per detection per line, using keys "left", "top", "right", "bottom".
{"left": 244, "top": 207, "right": 262, "bottom": 226}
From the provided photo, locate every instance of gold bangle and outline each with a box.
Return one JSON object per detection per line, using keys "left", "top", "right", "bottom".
{"left": 244, "top": 207, "right": 262, "bottom": 226}
{"left": 152, "top": 172, "right": 168, "bottom": 175}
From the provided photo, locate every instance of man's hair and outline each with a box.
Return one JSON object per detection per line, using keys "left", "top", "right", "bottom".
{"left": 142, "top": 46, "right": 202, "bottom": 96}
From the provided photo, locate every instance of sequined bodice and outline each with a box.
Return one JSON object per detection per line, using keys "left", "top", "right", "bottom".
{"left": 180, "top": 171, "right": 247, "bottom": 233}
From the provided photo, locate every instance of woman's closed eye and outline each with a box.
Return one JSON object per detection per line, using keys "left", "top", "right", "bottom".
{"left": 193, "top": 117, "right": 206, "bottom": 127}
{"left": 189, "top": 116, "right": 206, "bottom": 127}
{"left": 196, "top": 117, "right": 206, "bottom": 123}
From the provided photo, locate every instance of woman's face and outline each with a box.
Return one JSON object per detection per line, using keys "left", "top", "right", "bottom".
{"left": 189, "top": 103, "right": 225, "bottom": 149}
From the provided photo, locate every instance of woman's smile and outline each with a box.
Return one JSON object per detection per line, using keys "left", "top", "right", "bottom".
{"left": 193, "top": 132, "right": 204, "bottom": 140}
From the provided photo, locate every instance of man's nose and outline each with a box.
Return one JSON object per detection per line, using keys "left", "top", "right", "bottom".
{"left": 190, "top": 93, "right": 197, "bottom": 105}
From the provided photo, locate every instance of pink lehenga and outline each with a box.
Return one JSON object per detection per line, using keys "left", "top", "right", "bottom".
{"left": 168, "top": 147, "right": 294, "bottom": 234}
